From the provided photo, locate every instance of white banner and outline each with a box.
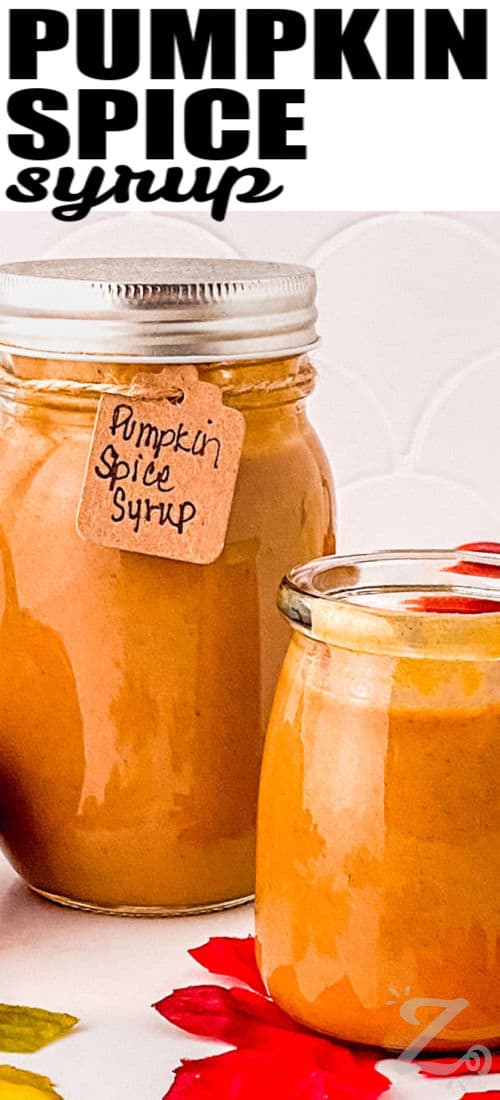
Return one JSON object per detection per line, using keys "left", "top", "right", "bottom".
{"left": 0, "top": 0, "right": 497, "bottom": 219}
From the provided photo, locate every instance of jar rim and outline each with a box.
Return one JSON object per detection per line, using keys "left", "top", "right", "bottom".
{"left": 279, "top": 550, "right": 500, "bottom": 660}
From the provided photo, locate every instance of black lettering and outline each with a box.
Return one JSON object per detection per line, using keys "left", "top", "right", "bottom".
{"left": 207, "top": 167, "right": 284, "bottom": 221}
{"left": 315, "top": 9, "right": 380, "bottom": 79}
{"left": 178, "top": 501, "right": 197, "bottom": 534}
{"left": 111, "top": 404, "right": 136, "bottom": 442}
{"left": 51, "top": 166, "right": 117, "bottom": 221}
{"left": 79, "top": 91, "right": 138, "bottom": 160}
{"left": 426, "top": 10, "right": 487, "bottom": 79}
{"left": 95, "top": 444, "right": 130, "bottom": 491}
{"left": 173, "top": 423, "right": 192, "bottom": 455}
{"left": 76, "top": 9, "right": 140, "bottom": 79}
{"left": 155, "top": 428, "right": 176, "bottom": 459}
{"left": 127, "top": 497, "right": 142, "bottom": 534}
{"left": 145, "top": 500, "right": 166, "bottom": 524}
{"left": 156, "top": 465, "right": 174, "bottom": 493}
{"left": 10, "top": 9, "right": 69, "bottom": 79}
{"left": 191, "top": 429, "right": 206, "bottom": 459}
{"left": 151, "top": 9, "right": 236, "bottom": 78}
{"left": 143, "top": 462, "right": 174, "bottom": 492}
{"left": 143, "top": 462, "right": 157, "bottom": 487}
{"left": 146, "top": 91, "right": 175, "bottom": 160}
{"left": 112, "top": 486, "right": 126, "bottom": 523}
{"left": 95, "top": 444, "right": 118, "bottom": 480}
{"left": 8, "top": 89, "right": 69, "bottom": 160}
{"left": 203, "top": 434, "right": 222, "bottom": 470}
{"left": 135, "top": 420, "right": 160, "bottom": 454}
{"left": 48, "top": 164, "right": 285, "bottom": 224}
{"left": 133, "top": 166, "right": 197, "bottom": 205}
{"left": 387, "top": 10, "right": 415, "bottom": 78}
{"left": 259, "top": 91, "right": 306, "bottom": 159}
{"left": 184, "top": 166, "right": 283, "bottom": 221}
{"left": 132, "top": 168, "right": 163, "bottom": 202}
{"left": 247, "top": 9, "right": 306, "bottom": 79}
{"left": 6, "top": 167, "right": 50, "bottom": 203}
{"left": 191, "top": 428, "right": 222, "bottom": 468}
{"left": 108, "top": 165, "right": 135, "bottom": 204}
{"left": 185, "top": 90, "right": 250, "bottom": 160}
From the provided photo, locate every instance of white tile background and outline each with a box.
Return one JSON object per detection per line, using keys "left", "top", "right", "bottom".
{"left": 1, "top": 209, "right": 499, "bottom": 553}
{"left": 1, "top": 212, "right": 500, "bottom": 1100}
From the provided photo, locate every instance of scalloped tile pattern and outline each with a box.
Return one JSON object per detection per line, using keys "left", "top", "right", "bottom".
{"left": 1, "top": 209, "right": 499, "bottom": 553}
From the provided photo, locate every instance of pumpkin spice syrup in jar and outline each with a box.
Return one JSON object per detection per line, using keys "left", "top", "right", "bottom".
{"left": 0, "top": 258, "right": 335, "bottom": 915}
{"left": 256, "top": 550, "right": 500, "bottom": 1051}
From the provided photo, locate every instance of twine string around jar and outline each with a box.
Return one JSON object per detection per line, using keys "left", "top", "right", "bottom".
{"left": 0, "top": 361, "right": 317, "bottom": 403}
{"left": 0, "top": 365, "right": 186, "bottom": 403}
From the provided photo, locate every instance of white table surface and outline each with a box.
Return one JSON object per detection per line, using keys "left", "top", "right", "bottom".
{"left": 0, "top": 854, "right": 498, "bottom": 1100}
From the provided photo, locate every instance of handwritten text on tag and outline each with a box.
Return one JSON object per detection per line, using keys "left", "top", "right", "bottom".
{"left": 77, "top": 368, "right": 245, "bottom": 565}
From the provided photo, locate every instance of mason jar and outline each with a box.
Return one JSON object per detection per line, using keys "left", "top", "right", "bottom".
{"left": 256, "top": 550, "right": 500, "bottom": 1051}
{"left": 0, "top": 258, "right": 335, "bottom": 915}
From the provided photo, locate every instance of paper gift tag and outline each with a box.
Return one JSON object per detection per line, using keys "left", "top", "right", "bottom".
{"left": 77, "top": 368, "right": 246, "bottom": 565}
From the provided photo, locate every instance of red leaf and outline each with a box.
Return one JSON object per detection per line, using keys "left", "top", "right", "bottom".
{"left": 166, "top": 1051, "right": 317, "bottom": 1100}
{"left": 166, "top": 1050, "right": 389, "bottom": 1100}
{"left": 448, "top": 542, "right": 500, "bottom": 578}
{"left": 463, "top": 1094, "right": 500, "bottom": 1099}
{"left": 458, "top": 542, "right": 500, "bottom": 554}
{"left": 154, "top": 984, "right": 304, "bottom": 1048}
{"left": 407, "top": 541, "right": 500, "bottom": 611}
{"left": 406, "top": 595, "right": 500, "bottom": 613}
{"left": 188, "top": 938, "right": 267, "bottom": 996}
{"left": 417, "top": 1051, "right": 500, "bottom": 1077}
{"left": 154, "top": 984, "right": 389, "bottom": 1085}
{"left": 157, "top": 936, "right": 500, "bottom": 1098}
{"left": 155, "top": 937, "right": 389, "bottom": 1099}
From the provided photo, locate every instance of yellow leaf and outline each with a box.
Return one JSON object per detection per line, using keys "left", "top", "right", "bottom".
{"left": 0, "top": 1066, "right": 63, "bottom": 1098}
{"left": 0, "top": 1006, "right": 78, "bottom": 1053}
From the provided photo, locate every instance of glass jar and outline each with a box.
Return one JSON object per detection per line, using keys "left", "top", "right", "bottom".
{"left": 0, "top": 258, "right": 335, "bottom": 915}
{"left": 256, "top": 550, "right": 500, "bottom": 1051}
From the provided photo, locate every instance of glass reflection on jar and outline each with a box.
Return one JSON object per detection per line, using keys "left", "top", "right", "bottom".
{"left": 256, "top": 550, "right": 500, "bottom": 1050}
{"left": 0, "top": 258, "right": 335, "bottom": 915}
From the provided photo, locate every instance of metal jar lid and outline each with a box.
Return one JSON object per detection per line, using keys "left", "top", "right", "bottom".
{"left": 0, "top": 258, "right": 319, "bottom": 362}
